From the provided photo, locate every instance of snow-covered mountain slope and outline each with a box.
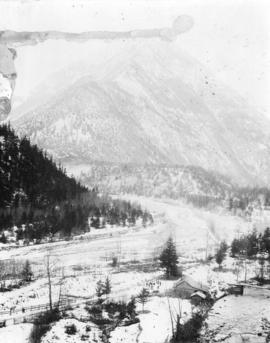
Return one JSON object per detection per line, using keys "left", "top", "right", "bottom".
{"left": 12, "top": 41, "right": 270, "bottom": 185}
{"left": 78, "top": 163, "right": 235, "bottom": 204}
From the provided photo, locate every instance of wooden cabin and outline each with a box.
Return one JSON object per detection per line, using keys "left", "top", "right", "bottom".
{"left": 190, "top": 291, "right": 207, "bottom": 305}
{"left": 174, "top": 275, "right": 209, "bottom": 299}
{"left": 228, "top": 284, "right": 244, "bottom": 296}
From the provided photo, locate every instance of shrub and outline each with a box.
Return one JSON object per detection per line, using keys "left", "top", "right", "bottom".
{"left": 127, "top": 297, "right": 136, "bottom": 318}
{"left": 85, "top": 325, "right": 91, "bottom": 332}
{"left": 72, "top": 265, "right": 83, "bottom": 271}
{"left": 86, "top": 304, "right": 102, "bottom": 316}
{"left": 215, "top": 241, "right": 227, "bottom": 268}
{"left": 88, "top": 316, "right": 112, "bottom": 325}
{"left": 172, "top": 312, "right": 204, "bottom": 342}
{"left": 65, "top": 323, "right": 77, "bottom": 335}
{"left": 29, "top": 324, "right": 50, "bottom": 343}
{"left": 112, "top": 256, "right": 118, "bottom": 267}
{"left": 30, "top": 309, "right": 62, "bottom": 343}
{"left": 102, "top": 300, "right": 129, "bottom": 320}
{"left": 34, "top": 309, "right": 60, "bottom": 325}
{"left": 22, "top": 260, "right": 33, "bottom": 282}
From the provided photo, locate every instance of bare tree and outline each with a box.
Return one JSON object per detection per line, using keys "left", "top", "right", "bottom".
{"left": 44, "top": 251, "right": 61, "bottom": 311}
{"left": 57, "top": 267, "right": 66, "bottom": 308}
{"left": 46, "top": 254, "right": 53, "bottom": 311}
{"left": 167, "top": 297, "right": 175, "bottom": 337}
{"left": 259, "top": 257, "right": 265, "bottom": 281}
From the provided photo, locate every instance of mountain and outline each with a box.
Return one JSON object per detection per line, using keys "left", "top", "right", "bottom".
{"left": 11, "top": 41, "right": 270, "bottom": 185}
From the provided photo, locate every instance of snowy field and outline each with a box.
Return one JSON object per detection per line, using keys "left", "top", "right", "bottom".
{"left": 0, "top": 324, "right": 33, "bottom": 343}
{"left": 0, "top": 196, "right": 256, "bottom": 343}
{"left": 206, "top": 294, "right": 270, "bottom": 342}
{"left": 0, "top": 197, "right": 250, "bottom": 266}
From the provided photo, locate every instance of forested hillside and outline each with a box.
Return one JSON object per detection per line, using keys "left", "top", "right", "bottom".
{"left": 0, "top": 123, "right": 86, "bottom": 209}
{"left": 79, "top": 163, "right": 234, "bottom": 207}
{"left": 79, "top": 162, "right": 270, "bottom": 210}
{"left": 0, "top": 124, "right": 152, "bottom": 243}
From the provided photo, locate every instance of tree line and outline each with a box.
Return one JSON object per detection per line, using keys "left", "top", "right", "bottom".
{"left": 0, "top": 194, "right": 153, "bottom": 243}
{"left": 80, "top": 163, "right": 270, "bottom": 212}
{"left": 231, "top": 227, "right": 270, "bottom": 259}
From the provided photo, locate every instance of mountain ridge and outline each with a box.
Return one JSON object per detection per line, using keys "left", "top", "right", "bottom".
{"left": 11, "top": 41, "right": 270, "bottom": 186}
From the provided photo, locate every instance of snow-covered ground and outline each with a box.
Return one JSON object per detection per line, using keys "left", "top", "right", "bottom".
{"left": 110, "top": 296, "right": 192, "bottom": 343}
{"left": 41, "top": 319, "right": 102, "bottom": 343}
{"left": 205, "top": 293, "right": 270, "bottom": 342}
{"left": 0, "top": 196, "right": 257, "bottom": 343}
{"left": 0, "top": 324, "right": 33, "bottom": 343}
{"left": 0, "top": 197, "right": 250, "bottom": 267}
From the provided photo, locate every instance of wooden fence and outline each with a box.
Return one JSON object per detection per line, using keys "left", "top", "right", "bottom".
{"left": 0, "top": 298, "right": 71, "bottom": 323}
{"left": 0, "top": 293, "right": 99, "bottom": 327}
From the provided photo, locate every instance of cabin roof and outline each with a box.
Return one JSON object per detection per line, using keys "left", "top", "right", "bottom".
{"left": 175, "top": 275, "right": 209, "bottom": 293}
{"left": 190, "top": 291, "right": 206, "bottom": 299}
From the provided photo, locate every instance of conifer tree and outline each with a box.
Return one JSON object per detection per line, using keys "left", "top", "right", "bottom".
{"left": 127, "top": 297, "right": 136, "bottom": 318}
{"left": 137, "top": 288, "right": 149, "bottom": 312}
{"left": 159, "top": 236, "right": 179, "bottom": 278}
{"left": 96, "top": 280, "right": 104, "bottom": 298}
{"left": 215, "top": 243, "right": 227, "bottom": 269}
{"left": 104, "top": 276, "right": 112, "bottom": 296}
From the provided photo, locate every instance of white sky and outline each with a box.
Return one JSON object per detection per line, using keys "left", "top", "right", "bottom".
{"left": 1, "top": 0, "right": 270, "bottom": 114}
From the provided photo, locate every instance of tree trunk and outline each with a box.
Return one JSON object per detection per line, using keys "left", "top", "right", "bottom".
{"left": 46, "top": 255, "right": 53, "bottom": 311}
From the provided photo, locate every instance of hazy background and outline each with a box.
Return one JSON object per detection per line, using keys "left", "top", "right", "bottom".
{"left": 1, "top": 0, "right": 269, "bottom": 115}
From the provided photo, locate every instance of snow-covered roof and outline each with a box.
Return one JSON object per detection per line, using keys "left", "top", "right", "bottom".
{"left": 175, "top": 275, "right": 209, "bottom": 293}
{"left": 190, "top": 291, "right": 206, "bottom": 299}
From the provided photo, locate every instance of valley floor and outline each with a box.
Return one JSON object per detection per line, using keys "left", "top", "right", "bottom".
{"left": 0, "top": 196, "right": 268, "bottom": 343}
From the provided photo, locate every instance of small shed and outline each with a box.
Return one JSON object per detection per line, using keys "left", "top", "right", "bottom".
{"left": 228, "top": 284, "right": 244, "bottom": 296}
{"left": 241, "top": 283, "right": 270, "bottom": 297}
{"left": 174, "top": 275, "right": 209, "bottom": 299}
{"left": 190, "top": 291, "right": 207, "bottom": 305}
